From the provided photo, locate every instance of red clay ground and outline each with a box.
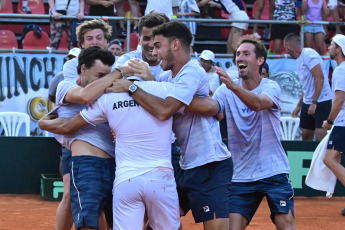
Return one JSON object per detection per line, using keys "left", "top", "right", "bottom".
{"left": 0, "top": 194, "right": 344, "bottom": 230}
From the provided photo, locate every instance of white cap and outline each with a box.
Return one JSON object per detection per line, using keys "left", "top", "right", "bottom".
{"left": 66, "top": 47, "right": 81, "bottom": 58}
{"left": 333, "top": 34, "right": 345, "bottom": 56}
{"left": 200, "top": 50, "right": 215, "bottom": 63}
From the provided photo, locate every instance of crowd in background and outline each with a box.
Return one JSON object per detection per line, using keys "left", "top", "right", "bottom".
{"left": 1, "top": 0, "right": 344, "bottom": 56}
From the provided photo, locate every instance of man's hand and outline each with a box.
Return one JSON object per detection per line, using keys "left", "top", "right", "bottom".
{"left": 101, "top": 0, "right": 113, "bottom": 8}
{"left": 216, "top": 66, "right": 236, "bottom": 90}
{"left": 308, "top": 103, "right": 316, "bottom": 115}
{"left": 128, "top": 59, "right": 155, "bottom": 81}
{"left": 118, "top": 65, "right": 135, "bottom": 78}
{"left": 322, "top": 120, "right": 332, "bottom": 130}
{"left": 77, "top": 11, "right": 84, "bottom": 20}
{"left": 291, "top": 106, "right": 301, "bottom": 118}
{"left": 106, "top": 78, "right": 132, "bottom": 93}
{"left": 52, "top": 11, "right": 63, "bottom": 19}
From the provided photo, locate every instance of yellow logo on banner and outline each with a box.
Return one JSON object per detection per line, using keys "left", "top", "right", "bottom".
{"left": 27, "top": 97, "right": 54, "bottom": 121}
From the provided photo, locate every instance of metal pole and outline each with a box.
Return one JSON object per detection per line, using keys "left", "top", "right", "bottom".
{"left": 126, "top": 11, "right": 131, "bottom": 53}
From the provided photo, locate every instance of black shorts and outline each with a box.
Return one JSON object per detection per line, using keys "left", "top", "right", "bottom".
{"left": 271, "top": 24, "right": 299, "bottom": 40}
{"left": 327, "top": 126, "right": 345, "bottom": 153}
{"left": 300, "top": 100, "right": 332, "bottom": 130}
{"left": 176, "top": 157, "right": 233, "bottom": 223}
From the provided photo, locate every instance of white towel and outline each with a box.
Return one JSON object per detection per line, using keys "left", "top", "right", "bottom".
{"left": 305, "top": 132, "right": 337, "bottom": 197}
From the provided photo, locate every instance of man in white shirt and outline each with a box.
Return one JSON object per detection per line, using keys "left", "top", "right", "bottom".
{"left": 199, "top": 50, "right": 220, "bottom": 95}
{"left": 108, "top": 21, "right": 232, "bottom": 230}
{"left": 63, "top": 19, "right": 114, "bottom": 81}
{"left": 40, "top": 47, "right": 121, "bottom": 230}
{"left": 186, "top": 36, "right": 296, "bottom": 229}
{"left": 39, "top": 75, "right": 181, "bottom": 229}
{"left": 115, "top": 11, "right": 170, "bottom": 81}
{"left": 323, "top": 34, "right": 345, "bottom": 193}
{"left": 284, "top": 33, "right": 332, "bottom": 141}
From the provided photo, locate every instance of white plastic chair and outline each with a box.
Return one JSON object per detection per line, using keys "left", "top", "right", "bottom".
{"left": 280, "top": 117, "right": 300, "bottom": 141}
{"left": 0, "top": 112, "right": 30, "bottom": 136}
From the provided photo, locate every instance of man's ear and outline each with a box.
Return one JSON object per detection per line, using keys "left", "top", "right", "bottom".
{"left": 80, "top": 64, "right": 86, "bottom": 74}
{"left": 257, "top": 56, "right": 265, "bottom": 66}
{"left": 172, "top": 39, "right": 179, "bottom": 51}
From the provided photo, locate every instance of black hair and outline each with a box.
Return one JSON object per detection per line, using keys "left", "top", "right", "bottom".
{"left": 152, "top": 21, "right": 192, "bottom": 52}
{"left": 77, "top": 46, "right": 115, "bottom": 74}
{"left": 138, "top": 11, "right": 170, "bottom": 35}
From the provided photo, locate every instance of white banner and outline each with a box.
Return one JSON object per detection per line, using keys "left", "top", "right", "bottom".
{"left": 0, "top": 53, "right": 66, "bottom": 136}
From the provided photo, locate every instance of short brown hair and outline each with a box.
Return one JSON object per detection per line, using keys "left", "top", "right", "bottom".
{"left": 76, "top": 19, "right": 112, "bottom": 47}
{"left": 138, "top": 11, "right": 170, "bottom": 35}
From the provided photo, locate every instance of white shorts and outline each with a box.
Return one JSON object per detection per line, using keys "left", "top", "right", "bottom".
{"left": 230, "top": 10, "right": 249, "bottom": 30}
{"left": 113, "top": 168, "right": 181, "bottom": 230}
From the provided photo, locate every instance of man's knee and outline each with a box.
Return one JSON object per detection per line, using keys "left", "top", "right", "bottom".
{"left": 323, "top": 150, "right": 340, "bottom": 167}
{"left": 273, "top": 210, "right": 296, "bottom": 230}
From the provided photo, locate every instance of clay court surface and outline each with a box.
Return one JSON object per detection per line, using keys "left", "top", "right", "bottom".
{"left": 0, "top": 194, "right": 344, "bottom": 230}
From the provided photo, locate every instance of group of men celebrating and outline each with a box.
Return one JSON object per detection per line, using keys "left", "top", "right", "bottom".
{"left": 38, "top": 10, "right": 345, "bottom": 230}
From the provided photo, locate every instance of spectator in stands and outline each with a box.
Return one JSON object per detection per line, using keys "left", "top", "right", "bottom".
{"left": 115, "top": 0, "right": 139, "bottom": 36}
{"left": 301, "top": 0, "right": 330, "bottom": 55}
{"left": 326, "top": 0, "right": 342, "bottom": 36}
{"left": 198, "top": 0, "right": 249, "bottom": 53}
{"left": 87, "top": 0, "right": 118, "bottom": 40}
{"left": 252, "top": 0, "right": 267, "bottom": 39}
{"left": 172, "top": 0, "right": 179, "bottom": 17}
{"left": 178, "top": 0, "right": 200, "bottom": 52}
{"left": 48, "top": 47, "right": 80, "bottom": 230}
{"left": 199, "top": 50, "right": 220, "bottom": 95}
{"left": 284, "top": 33, "right": 332, "bottom": 141}
{"left": 22, "top": 0, "right": 32, "bottom": 14}
{"left": 261, "top": 62, "right": 269, "bottom": 78}
{"left": 48, "top": 0, "right": 85, "bottom": 50}
{"left": 109, "top": 39, "right": 123, "bottom": 56}
{"left": 269, "top": 0, "right": 298, "bottom": 54}
{"left": 145, "top": 0, "right": 173, "bottom": 19}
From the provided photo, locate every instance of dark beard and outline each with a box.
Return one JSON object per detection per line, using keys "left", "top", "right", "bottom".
{"left": 162, "top": 49, "right": 174, "bottom": 71}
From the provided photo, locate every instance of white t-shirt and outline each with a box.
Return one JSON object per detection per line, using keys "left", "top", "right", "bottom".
{"left": 80, "top": 81, "right": 174, "bottom": 187}
{"left": 297, "top": 48, "right": 332, "bottom": 104}
{"left": 115, "top": 50, "right": 166, "bottom": 81}
{"left": 206, "top": 69, "right": 220, "bottom": 94}
{"left": 213, "top": 78, "right": 290, "bottom": 182}
{"left": 145, "top": 0, "right": 173, "bottom": 18}
{"left": 55, "top": 0, "right": 79, "bottom": 15}
{"left": 52, "top": 80, "right": 115, "bottom": 157}
{"left": 159, "top": 59, "right": 231, "bottom": 170}
{"left": 332, "top": 61, "right": 345, "bottom": 127}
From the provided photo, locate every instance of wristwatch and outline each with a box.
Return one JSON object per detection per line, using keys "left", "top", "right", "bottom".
{"left": 327, "top": 118, "right": 334, "bottom": 125}
{"left": 128, "top": 83, "right": 138, "bottom": 96}
{"left": 312, "top": 100, "right": 318, "bottom": 104}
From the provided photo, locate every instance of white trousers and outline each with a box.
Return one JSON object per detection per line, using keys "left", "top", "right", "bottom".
{"left": 113, "top": 168, "right": 181, "bottom": 230}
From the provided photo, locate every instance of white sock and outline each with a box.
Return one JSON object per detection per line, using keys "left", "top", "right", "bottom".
{"left": 23, "top": 1, "right": 28, "bottom": 7}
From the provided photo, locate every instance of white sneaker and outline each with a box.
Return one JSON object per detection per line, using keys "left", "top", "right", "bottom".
{"left": 253, "top": 32, "right": 261, "bottom": 39}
